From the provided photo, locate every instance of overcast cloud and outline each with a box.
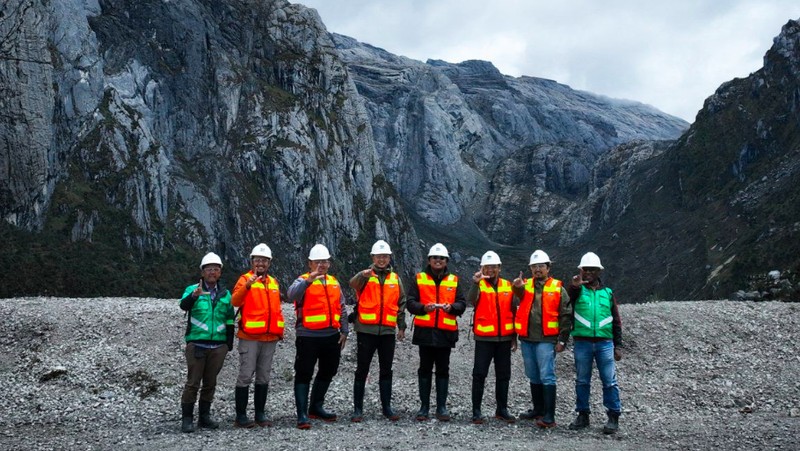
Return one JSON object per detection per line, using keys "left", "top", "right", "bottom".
{"left": 295, "top": 0, "right": 800, "bottom": 122}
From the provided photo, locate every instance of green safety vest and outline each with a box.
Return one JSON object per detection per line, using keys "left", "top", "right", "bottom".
{"left": 571, "top": 286, "right": 614, "bottom": 339}
{"left": 181, "top": 284, "right": 235, "bottom": 342}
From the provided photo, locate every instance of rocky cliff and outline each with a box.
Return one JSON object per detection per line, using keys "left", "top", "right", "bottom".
{"left": 6, "top": 1, "right": 794, "bottom": 301}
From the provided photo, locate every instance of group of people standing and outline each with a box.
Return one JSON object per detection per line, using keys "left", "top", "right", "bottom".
{"left": 177, "top": 240, "right": 623, "bottom": 435}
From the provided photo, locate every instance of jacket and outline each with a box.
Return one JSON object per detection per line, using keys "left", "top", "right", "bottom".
{"left": 349, "top": 265, "right": 407, "bottom": 335}
{"left": 180, "top": 281, "right": 235, "bottom": 347}
{"left": 406, "top": 265, "right": 466, "bottom": 348}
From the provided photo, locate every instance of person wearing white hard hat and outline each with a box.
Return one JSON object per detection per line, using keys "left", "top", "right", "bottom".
{"left": 467, "top": 251, "right": 517, "bottom": 424}
{"left": 230, "top": 243, "right": 285, "bottom": 428}
{"left": 287, "top": 243, "right": 349, "bottom": 429}
{"left": 566, "top": 252, "right": 622, "bottom": 435}
{"left": 406, "top": 242, "right": 466, "bottom": 422}
{"left": 511, "top": 249, "right": 572, "bottom": 429}
{"left": 348, "top": 239, "right": 407, "bottom": 422}
{"left": 178, "top": 252, "right": 235, "bottom": 433}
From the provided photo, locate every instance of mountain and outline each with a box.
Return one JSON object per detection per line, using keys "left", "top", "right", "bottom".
{"left": 587, "top": 19, "right": 800, "bottom": 301}
{"left": 2, "top": 0, "right": 796, "bottom": 301}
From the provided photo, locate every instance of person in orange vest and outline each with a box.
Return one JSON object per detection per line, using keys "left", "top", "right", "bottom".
{"left": 178, "top": 252, "right": 235, "bottom": 433}
{"left": 287, "top": 244, "right": 349, "bottom": 429}
{"left": 566, "top": 252, "right": 622, "bottom": 435}
{"left": 348, "top": 239, "right": 407, "bottom": 422}
{"left": 230, "top": 243, "right": 285, "bottom": 428}
{"left": 512, "top": 249, "right": 572, "bottom": 428}
{"left": 406, "top": 242, "right": 466, "bottom": 421}
{"left": 467, "top": 251, "right": 517, "bottom": 424}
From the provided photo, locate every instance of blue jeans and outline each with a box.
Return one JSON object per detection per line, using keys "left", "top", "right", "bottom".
{"left": 520, "top": 340, "right": 556, "bottom": 385}
{"left": 573, "top": 340, "right": 621, "bottom": 413}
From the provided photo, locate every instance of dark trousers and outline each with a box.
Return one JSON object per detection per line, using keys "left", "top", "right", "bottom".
{"left": 294, "top": 334, "right": 341, "bottom": 384}
{"left": 417, "top": 345, "right": 452, "bottom": 379}
{"left": 181, "top": 343, "right": 227, "bottom": 403}
{"left": 472, "top": 340, "right": 512, "bottom": 383}
{"left": 354, "top": 332, "right": 396, "bottom": 382}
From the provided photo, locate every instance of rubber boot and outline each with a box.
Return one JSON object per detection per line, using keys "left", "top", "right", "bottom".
{"left": 308, "top": 379, "right": 337, "bottom": 421}
{"left": 295, "top": 383, "right": 311, "bottom": 429}
{"left": 535, "top": 384, "right": 557, "bottom": 428}
{"left": 181, "top": 402, "right": 195, "bottom": 433}
{"left": 379, "top": 379, "right": 400, "bottom": 421}
{"left": 569, "top": 411, "right": 590, "bottom": 430}
{"left": 254, "top": 384, "right": 271, "bottom": 427}
{"left": 519, "top": 383, "right": 544, "bottom": 420}
{"left": 471, "top": 378, "right": 486, "bottom": 424}
{"left": 234, "top": 386, "right": 255, "bottom": 428}
{"left": 603, "top": 411, "right": 620, "bottom": 434}
{"left": 434, "top": 377, "right": 450, "bottom": 421}
{"left": 197, "top": 400, "right": 219, "bottom": 429}
{"left": 415, "top": 376, "right": 432, "bottom": 421}
{"left": 495, "top": 380, "right": 516, "bottom": 423}
{"left": 351, "top": 379, "right": 365, "bottom": 422}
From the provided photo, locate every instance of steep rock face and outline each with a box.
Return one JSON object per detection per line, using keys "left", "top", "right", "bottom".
{"left": 0, "top": 0, "right": 422, "bottom": 295}
{"left": 333, "top": 33, "right": 687, "bottom": 233}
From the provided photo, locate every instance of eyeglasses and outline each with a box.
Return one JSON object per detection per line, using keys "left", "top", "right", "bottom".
{"left": 581, "top": 267, "right": 601, "bottom": 272}
{"left": 530, "top": 264, "right": 548, "bottom": 270}
{"left": 252, "top": 257, "right": 271, "bottom": 263}
{"left": 430, "top": 256, "right": 447, "bottom": 261}
{"left": 203, "top": 267, "right": 221, "bottom": 273}
{"left": 312, "top": 260, "right": 331, "bottom": 265}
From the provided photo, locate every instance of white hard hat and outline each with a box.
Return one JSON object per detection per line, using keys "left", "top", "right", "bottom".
{"left": 529, "top": 249, "right": 551, "bottom": 265}
{"left": 308, "top": 244, "right": 331, "bottom": 260}
{"left": 370, "top": 240, "right": 392, "bottom": 255}
{"left": 428, "top": 243, "right": 449, "bottom": 258}
{"left": 578, "top": 252, "right": 604, "bottom": 269}
{"left": 480, "top": 251, "right": 501, "bottom": 266}
{"left": 250, "top": 243, "right": 273, "bottom": 259}
{"left": 200, "top": 252, "right": 223, "bottom": 269}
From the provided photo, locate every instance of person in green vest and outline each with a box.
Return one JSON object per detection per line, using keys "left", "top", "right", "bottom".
{"left": 178, "top": 252, "right": 235, "bottom": 433}
{"left": 565, "top": 252, "right": 622, "bottom": 434}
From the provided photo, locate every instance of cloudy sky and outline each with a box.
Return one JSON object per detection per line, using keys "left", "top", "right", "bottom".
{"left": 296, "top": 0, "right": 800, "bottom": 123}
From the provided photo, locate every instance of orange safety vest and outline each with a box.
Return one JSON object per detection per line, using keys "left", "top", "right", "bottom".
{"left": 413, "top": 272, "right": 459, "bottom": 331}
{"left": 514, "top": 277, "right": 563, "bottom": 337}
{"left": 297, "top": 273, "right": 342, "bottom": 330}
{"left": 357, "top": 271, "right": 401, "bottom": 327}
{"left": 473, "top": 278, "right": 515, "bottom": 337}
{"left": 239, "top": 272, "right": 285, "bottom": 336}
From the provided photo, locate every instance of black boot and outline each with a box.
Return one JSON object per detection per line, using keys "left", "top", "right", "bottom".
{"left": 536, "top": 384, "right": 556, "bottom": 428}
{"left": 415, "top": 376, "right": 432, "bottom": 421}
{"left": 254, "top": 384, "right": 271, "bottom": 427}
{"left": 379, "top": 379, "right": 400, "bottom": 421}
{"left": 569, "top": 411, "right": 590, "bottom": 430}
{"left": 351, "top": 379, "right": 365, "bottom": 422}
{"left": 495, "top": 380, "right": 516, "bottom": 423}
{"left": 471, "top": 378, "right": 486, "bottom": 424}
{"left": 603, "top": 411, "right": 620, "bottom": 434}
{"left": 520, "top": 383, "right": 544, "bottom": 420}
{"left": 308, "top": 379, "right": 337, "bottom": 421}
{"left": 234, "top": 386, "right": 255, "bottom": 428}
{"left": 435, "top": 377, "right": 450, "bottom": 421}
{"left": 295, "top": 383, "right": 311, "bottom": 429}
{"left": 197, "top": 400, "right": 219, "bottom": 429}
{"left": 181, "top": 402, "right": 195, "bottom": 433}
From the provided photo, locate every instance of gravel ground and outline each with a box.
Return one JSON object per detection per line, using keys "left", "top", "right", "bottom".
{"left": 0, "top": 298, "right": 798, "bottom": 450}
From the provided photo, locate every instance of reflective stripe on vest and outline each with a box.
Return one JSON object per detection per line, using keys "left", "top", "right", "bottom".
{"left": 239, "top": 272, "right": 285, "bottom": 336}
{"left": 298, "top": 273, "right": 342, "bottom": 330}
{"left": 473, "top": 278, "right": 515, "bottom": 337}
{"left": 357, "top": 271, "right": 401, "bottom": 327}
{"left": 413, "top": 272, "right": 459, "bottom": 331}
{"left": 514, "top": 277, "right": 563, "bottom": 337}
{"left": 571, "top": 286, "right": 614, "bottom": 339}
